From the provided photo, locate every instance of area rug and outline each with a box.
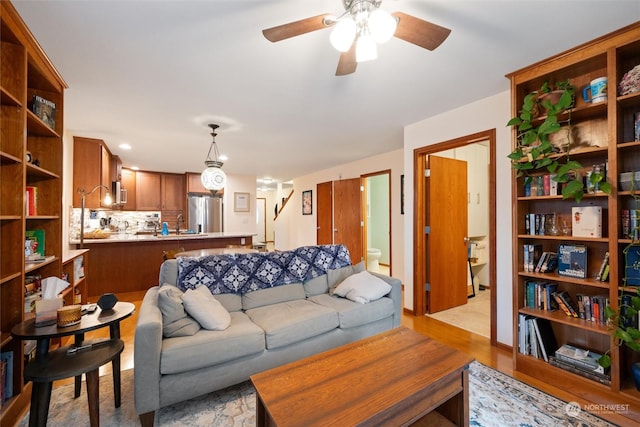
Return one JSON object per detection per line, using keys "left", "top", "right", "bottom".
{"left": 19, "top": 362, "right": 615, "bottom": 426}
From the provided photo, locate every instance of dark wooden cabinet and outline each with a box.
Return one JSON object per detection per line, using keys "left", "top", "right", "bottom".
{"left": 0, "top": 2, "right": 66, "bottom": 421}
{"left": 135, "top": 171, "right": 162, "bottom": 211}
{"left": 73, "top": 137, "right": 112, "bottom": 208}
{"left": 186, "top": 172, "right": 209, "bottom": 194}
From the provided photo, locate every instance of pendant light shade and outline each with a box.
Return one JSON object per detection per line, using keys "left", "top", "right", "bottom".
{"left": 330, "top": 17, "right": 356, "bottom": 52}
{"left": 201, "top": 124, "right": 227, "bottom": 191}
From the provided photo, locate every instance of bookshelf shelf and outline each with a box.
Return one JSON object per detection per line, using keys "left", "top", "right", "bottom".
{"left": 509, "top": 22, "right": 640, "bottom": 404}
{"left": 0, "top": 2, "right": 66, "bottom": 421}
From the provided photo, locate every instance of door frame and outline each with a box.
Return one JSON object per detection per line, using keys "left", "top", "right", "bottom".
{"left": 413, "top": 129, "right": 497, "bottom": 344}
{"left": 361, "top": 169, "right": 392, "bottom": 276}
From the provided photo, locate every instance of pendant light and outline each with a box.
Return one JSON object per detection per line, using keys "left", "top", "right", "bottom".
{"left": 200, "top": 123, "right": 227, "bottom": 191}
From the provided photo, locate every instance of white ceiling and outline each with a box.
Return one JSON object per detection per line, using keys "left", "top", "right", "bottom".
{"left": 13, "top": 1, "right": 640, "bottom": 186}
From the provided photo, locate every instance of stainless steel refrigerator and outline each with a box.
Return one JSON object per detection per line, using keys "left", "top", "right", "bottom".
{"left": 188, "top": 193, "right": 223, "bottom": 233}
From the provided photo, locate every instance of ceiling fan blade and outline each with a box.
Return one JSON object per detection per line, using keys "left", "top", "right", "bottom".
{"left": 263, "top": 14, "right": 333, "bottom": 42}
{"left": 336, "top": 43, "right": 357, "bottom": 76}
{"left": 392, "top": 11, "right": 451, "bottom": 51}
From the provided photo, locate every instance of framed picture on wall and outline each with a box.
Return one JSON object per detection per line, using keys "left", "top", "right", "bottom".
{"left": 302, "top": 190, "right": 312, "bottom": 215}
{"left": 400, "top": 174, "right": 405, "bottom": 215}
{"left": 234, "top": 192, "right": 250, "bottom": 212}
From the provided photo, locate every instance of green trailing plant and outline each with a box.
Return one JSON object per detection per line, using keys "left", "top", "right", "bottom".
{"left": 507, "top": 79, "right": 611, "bottom": 202}
{"left": 600, "top": 186, "right": 640, "bottom": 368}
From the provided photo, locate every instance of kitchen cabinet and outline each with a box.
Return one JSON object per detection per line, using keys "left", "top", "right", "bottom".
{"left": 508, "top": 23, "right": 640, "bottom": 406}
{"left": 186, "top": 172, "right": 209, "bottom": 194}
{"left": 120, "top": 168, "right": 137, "bottom": 210}
{"left": 73, "top": 137, "right": 112, "bottom": 208}
{"left": 162, "top": 173, "right": 185, "bottom": 211}
{"left": 0, "top": 2, "right": 66, "bottom": 421}
{"left": 111, "top": 154, "right": 122, "bottom": 182}
{"left": 135, "top": 171, "right": 162, "bottom": 211}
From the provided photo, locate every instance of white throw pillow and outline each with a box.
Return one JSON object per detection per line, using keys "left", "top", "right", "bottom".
{"left": 333, "top": 270, "right": 392, "bottom": 304}
{"left": 182, "top": 285, "right": 231, "bottom": 330}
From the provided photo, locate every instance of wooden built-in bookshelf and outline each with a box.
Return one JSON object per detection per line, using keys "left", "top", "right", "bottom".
{"left": 508, "top": 22, "right": 640, "bottom": 407}
{"left": 0, "top": 1, "right": 67, "bottom": 422}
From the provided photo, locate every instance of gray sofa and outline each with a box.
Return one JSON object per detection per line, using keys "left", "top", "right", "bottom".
{"left": 134, "top": 257, "right": 402, "bottom": 426}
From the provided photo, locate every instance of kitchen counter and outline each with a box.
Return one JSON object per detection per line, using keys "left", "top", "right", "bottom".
{"left": 70, "top": 231, "right": 253, "bottom": 245}
{"left": 72, "top": 232, "right": 255, "bottom": 297}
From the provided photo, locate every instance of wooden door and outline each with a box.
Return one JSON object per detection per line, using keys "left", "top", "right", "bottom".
{"left": 162, "top": 173, "right": 185, "bottom": 211}
{"left": 136, "top": 171, "right": 162, "bottom": 210}
{"left": 316, "top": 181, "right": 333, "bottom": 245}
{"left": 334, "top": 178, "right": 363, "bottom": 265}
{"left": 426, "top": 155, "right": 468, "bottom": 313}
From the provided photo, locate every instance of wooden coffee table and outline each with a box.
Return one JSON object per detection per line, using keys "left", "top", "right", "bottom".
{"left": 250, "top": 326, "right": 474, "bottom": 427}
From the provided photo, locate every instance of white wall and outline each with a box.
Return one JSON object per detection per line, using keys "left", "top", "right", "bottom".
{"left": 276, "top": 149, "right": 404, "bottom": 283}
{"left": 221, "top": 174, "right": 257, "bottom": 236}
{"left": 404, "top": 91, "right": 513, "bottom": 346}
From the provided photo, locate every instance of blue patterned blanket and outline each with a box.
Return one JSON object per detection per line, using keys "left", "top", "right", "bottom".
{"left": 176, "top": 244, "right": 352, "bottom": 294}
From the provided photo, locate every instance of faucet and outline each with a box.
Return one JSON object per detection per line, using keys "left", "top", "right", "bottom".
{"left": 176, "top": 214, "right": 184, "bottom": 235}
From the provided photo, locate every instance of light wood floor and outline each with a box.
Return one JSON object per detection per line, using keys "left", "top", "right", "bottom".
{"left": 56, "top": 290, "right": 637, "bottom": 426}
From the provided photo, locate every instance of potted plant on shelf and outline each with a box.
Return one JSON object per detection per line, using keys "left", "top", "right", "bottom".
{"left": 507, "top": 79, "right": 611, "bottom": 202}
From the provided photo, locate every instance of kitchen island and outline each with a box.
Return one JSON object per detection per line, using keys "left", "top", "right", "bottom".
{"left": 71, "top": 232, "right": 254, "bottom": 297}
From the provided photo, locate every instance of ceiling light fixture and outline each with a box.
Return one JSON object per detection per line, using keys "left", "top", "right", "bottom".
{"left": 200, "top": 123, "right": 227, "bottom": 191}
{"left": 329, "top": 0, "right": 396, "bottom": 62}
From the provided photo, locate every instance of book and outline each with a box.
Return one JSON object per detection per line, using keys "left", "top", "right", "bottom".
{"left": 0, "top": 351, "right": 13, "bottom": 403}
{"left": 622, "top": 209, "right": 631, "bottom": 238}
{"left": 32, "top": 94, "right": 56, "bottom": 129}
{"left": 25, "top": 186, "right": 37, "bottom": 216}
{"left": 549, "top": 356, "right": 611, "bottom": 385}
{"left": 540, "top": 252, "right": 558, "bottom": 273}
{"left": 525, "top": 244, "right": 543, "bottom": 272}
{"left": 557, "top": 244, "right": 587, "bottom": 279}
{"left": 534, "top": 252, "right": 548, "bottom": 273}
{"left": 555, "top": 344, "right": 606, "bottom": 374}
{"left": 532, "top": 317, "right": 558, "bottom": 362}
{"left": 595, "top": 252, "right": 609, "bottom": 281}
{"left": 572, "top": 206, "right": 602, "bottom": 238}
{"left": 25, "top": 229, "right": 45, "bottom": 256}
{"left": 552, "top": 290, "right": 579, "bottom": 317}
{"left": 623, "top": 244, "right": 640, "bottom": 286}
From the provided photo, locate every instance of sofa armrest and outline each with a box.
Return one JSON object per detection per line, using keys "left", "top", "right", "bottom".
{"left": 371, "top": 272, "right": 402, "bottom": 327}
{"left": 134, "top": 286, "right": 163, "bottom": 415}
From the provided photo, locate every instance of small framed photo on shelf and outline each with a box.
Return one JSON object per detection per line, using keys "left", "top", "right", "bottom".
{"left": 302, "top": 190, "right": 312, "bottom": 215}
{"left": 234, "top": 192, "right": 250, "bottom": 212}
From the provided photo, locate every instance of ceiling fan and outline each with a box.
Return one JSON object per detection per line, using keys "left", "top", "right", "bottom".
{"left": 262, "top": 0, "right": 451, "bottom": 76}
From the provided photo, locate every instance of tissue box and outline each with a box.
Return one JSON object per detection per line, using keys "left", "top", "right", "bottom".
{"left": 35, "top": 298, "right": 63, "bottom": 327}
{"left": 572, "top": 206, "right": 603, "bottom": 238}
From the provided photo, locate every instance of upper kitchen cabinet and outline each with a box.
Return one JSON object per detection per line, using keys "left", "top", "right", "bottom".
{"left": 120, "top": 167, "right": 137, "bottom": 210}
{"left": 73, "top": 136, "right": 112, "bottom": 208}
{"left": 162, "top": 173, "right": 185, "bottom": 211}
{"left": 136, "top": 171, "right": 162, "bottom": 210}
{"left": 186, "top": 172, "right": 208, "bottom": 194}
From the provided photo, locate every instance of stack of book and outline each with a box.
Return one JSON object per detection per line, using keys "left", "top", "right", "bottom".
{"left": 518, "top": 315, "right": 558, "bottom": 362}
{"left": 552, "top": 290, "right": 580, "bottom": 318}
{"left": 524, "top": 280, "right": 558, "bottom": 311}
{"left": 25, "top": 186, "right": 38, "bottom": 216}
{"left": 550, "top": 344, "right": 611, "bottom": 385}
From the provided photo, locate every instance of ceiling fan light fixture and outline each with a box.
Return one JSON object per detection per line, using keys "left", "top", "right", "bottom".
{"left": 330, "top": 17, "right": 356, "bottom": 52}
{"left": 368, "top": 9, "right": 397, "bottom": 43}
{"left": 201, "top": 124, "right": 227, "bottom": 191}
{"left": 356, "top": 32, "right": 377, "bottom": 62}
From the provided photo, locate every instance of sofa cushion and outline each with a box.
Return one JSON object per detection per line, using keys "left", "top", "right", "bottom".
{"left": 157, "top": 284, "right": 200, "bottom": 338}
{"left": 333, "top": 270, "right": 392, "bottom": 304}
{"left": 246, "top": 300, "right": 339, "bottom": 349}
{"left": 182, "top": 285, "right": 231, "bottom": 330}
{"left": 327, "top": 261, "right": 365, "bottom": 294}
{"left": 159, "top": 259, "right": 179, "bottom": 287}
{"left": 303, "top": 274, "right": 329, "bottom": 297}
{"left": 309, "top": 294, "right": 395, "bottom": 329}
{"left": 214, "top": 293, "right": 242, "bottom": 313}
{"left": 242, "top": 283, "right": 305, "bottom": 310}
{"left": 160, "top": 311, "right": 265, "bottom": 375}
